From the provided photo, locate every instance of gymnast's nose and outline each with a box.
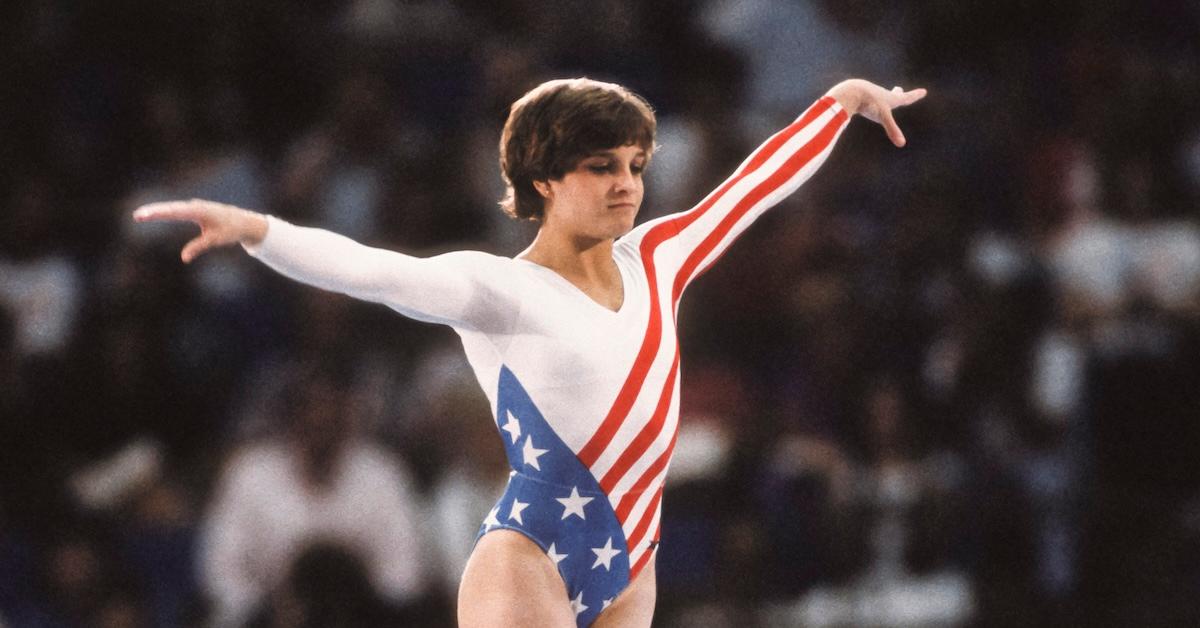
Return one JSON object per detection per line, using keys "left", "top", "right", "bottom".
{"left": 612, "top": 165, "right": 638, "bottom": 194}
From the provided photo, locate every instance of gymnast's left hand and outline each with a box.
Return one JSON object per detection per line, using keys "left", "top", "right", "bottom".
{"left": 825, "top": 79, "right": 927, "bottom": 147}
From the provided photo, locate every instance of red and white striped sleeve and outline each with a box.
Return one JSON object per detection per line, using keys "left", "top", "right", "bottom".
{"left": 621, "top": 96, "right": 850, "bottom": 299}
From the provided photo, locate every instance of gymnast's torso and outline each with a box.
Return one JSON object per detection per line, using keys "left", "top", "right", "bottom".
{"left": 457, "top": 227, "right": 680, "bottom": 601}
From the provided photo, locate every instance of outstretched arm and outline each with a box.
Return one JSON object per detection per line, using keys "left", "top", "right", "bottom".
{"left": 133, "top": 201, "right": 517, "bottom": 332}
{"left": 625, "top": 79, "right": 925, "bottom": 298}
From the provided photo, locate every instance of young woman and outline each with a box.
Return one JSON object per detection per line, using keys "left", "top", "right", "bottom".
{"left": 135, "top": 77, "right": 924, "bottom": 627}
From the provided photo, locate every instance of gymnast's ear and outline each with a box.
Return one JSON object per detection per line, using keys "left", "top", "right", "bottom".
{"left": 533, "top": 180, "right": 552, "bottom": 198}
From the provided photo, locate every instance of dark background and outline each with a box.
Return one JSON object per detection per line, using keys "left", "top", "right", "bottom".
{"left": 2, "top": 1, "right": 1199, "bottom": 626}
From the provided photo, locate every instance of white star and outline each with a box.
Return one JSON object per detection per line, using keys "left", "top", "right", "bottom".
{"left": 555, "top": 486, "right": 594, "bottom": 520}
{"left": 547, "top": 542, "right": 567, "bottom": 565}
{"left": 483, "top": 506, "right": 500, "bottom": 529}
{"left": 602, "top": 597, "right": 614, "bottom": 610}
{"left": 501, "top": 410, "right": 521, "bottom": 444}
{"left": 591, "top": 537, "right": 621, "bottom": 571}
{"left": 522, "top": 436, "right": 548, "bottom": 470}
{"left": 570, "top": 591, "right": 588, "bottom": 616}
{"left": 508, "top": 499, "right": 529, "bottom": 525}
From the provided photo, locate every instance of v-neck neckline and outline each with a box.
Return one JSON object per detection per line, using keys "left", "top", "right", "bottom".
{"left": 514, "top": 257, "right": 627, "bottom": 315}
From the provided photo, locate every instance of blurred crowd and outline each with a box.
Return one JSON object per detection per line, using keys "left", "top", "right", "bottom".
{"left": 2, "top": 1, "right": 1200, "bottom": 626}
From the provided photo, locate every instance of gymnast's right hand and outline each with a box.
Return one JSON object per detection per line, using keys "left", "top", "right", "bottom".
{"left": 133, "top": 199, "right": 269, "bottom": 263}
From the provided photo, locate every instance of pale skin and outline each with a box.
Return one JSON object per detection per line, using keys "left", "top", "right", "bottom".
{"left": 134, "top": 78, "right": 924, "bottom": 627}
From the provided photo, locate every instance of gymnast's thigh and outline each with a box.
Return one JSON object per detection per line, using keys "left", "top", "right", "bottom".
{"left": 458, "top": 529, "right": 576, "bottom": 628}
{"left": 593, "top": 556, "right": 656, "bottom": 628}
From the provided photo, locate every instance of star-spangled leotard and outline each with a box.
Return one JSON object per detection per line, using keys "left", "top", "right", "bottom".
{"left": 245, "top": 97, "right": 849, "bottom": 626}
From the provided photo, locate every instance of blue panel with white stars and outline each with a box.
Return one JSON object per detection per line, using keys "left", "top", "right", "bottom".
{"left": 476, "top": 365, "right": 632, "bottom": 626}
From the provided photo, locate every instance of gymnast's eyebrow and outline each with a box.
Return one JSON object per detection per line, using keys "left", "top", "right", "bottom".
{"left": 585, "top": 149, "right": 648, "bottom": 159}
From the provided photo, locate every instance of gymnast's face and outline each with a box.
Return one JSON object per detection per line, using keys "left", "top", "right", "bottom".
{"left": 537, "top": 144, "right": 646, "bottom": 241}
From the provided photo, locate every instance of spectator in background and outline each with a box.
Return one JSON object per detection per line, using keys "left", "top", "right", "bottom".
{"left": 114, "top": 464, "right": 205, "bottom": 628}
{"left": 852, "top": 375, "right": 964, "bottom": 584}
{"left": 0, "top": 306, "right": 22, "bottom": 459}
{"left": 0, "top": 305, "right": 36, "bottom": 626}
{"left": 273, "top": 72, "right": 398, "bottom": 242}
{"left": 257, "top": 541, "right": 395, "bottom": 628}
{"left": 699, "top": 0, "right": 904, "bottom": 135}
{"left": 16, "top": 517, "right": 153, "bottom": 628}
{"left": 199, "top": 364, "right": 428, "bottom": 627}
{"left": 425, "top": 390, "right": 510, "bottom": 599}
{"left": 0, "top": 177, "right": 83, "bottom": 362}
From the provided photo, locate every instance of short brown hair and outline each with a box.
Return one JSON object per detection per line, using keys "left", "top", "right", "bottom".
{"left": 499, "top": 78, "right": 657, "bottom": 221}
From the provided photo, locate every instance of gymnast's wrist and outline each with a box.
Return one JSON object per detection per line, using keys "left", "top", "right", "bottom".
{"left": 238, "top": 210, "right": 269, "bottom": 247}
{"left": 825, "top": 80, "right": 866, "bottom": 116}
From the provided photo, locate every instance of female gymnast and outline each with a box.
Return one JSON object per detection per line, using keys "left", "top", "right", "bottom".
{"left": 135, "top": 77, "right": 924, "bottom": 627}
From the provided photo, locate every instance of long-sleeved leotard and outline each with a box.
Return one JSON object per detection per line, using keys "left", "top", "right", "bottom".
{"left": 246, "top": 96, "right": 849, "bottom": 626}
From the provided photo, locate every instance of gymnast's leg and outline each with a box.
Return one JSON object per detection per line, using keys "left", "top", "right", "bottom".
{"left": 592, "top": 558, "right": 656, "bottom": 627}
{"left": 458, "top": 530, "right": 576, "bottom": 627}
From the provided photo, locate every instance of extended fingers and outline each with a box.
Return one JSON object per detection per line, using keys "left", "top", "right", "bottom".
{"left": 879, "top": 105, "right": 906, "bottom": 147}
{"left": 900, "top": 87, "right": 927, "bottom": 106}
{"left": 180, "top": 234, "right": 212, "bottom": 264}
{"left": 887, "top": 86, "right": 927, "bottom": 107}
{"left": 877, "top": 86, "right": 925, "bottom": 147}
{"left": 132, "top": 199, "right": 207, "bottom": 223}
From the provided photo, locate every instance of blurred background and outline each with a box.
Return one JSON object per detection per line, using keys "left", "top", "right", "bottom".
{"left": 2, "top": 0, "right": 1199, "bottom": 626}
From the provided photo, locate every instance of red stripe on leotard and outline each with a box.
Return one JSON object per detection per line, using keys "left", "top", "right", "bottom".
{"left": 598, "top": 352, "right": 679, "bottom": 493}
{"left": 619, "top": 104, "right": 850, "bottom": 572}
{"left": 614, "top": 103, "right": 848, "bottom": 523}
{"left": 577, "top": 98, "right": 836, "bottom": 469}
